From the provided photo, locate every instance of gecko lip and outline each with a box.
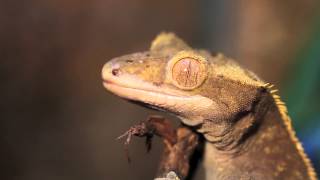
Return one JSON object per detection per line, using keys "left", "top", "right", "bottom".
{"left": 103, "top": 80, "right": 111, "bottom": 84}
{"left": 102, "top": 78, "right": 186, "bottom": 102}
{"left": 102, "top": 70, "right": 189, "bottom": 98}
{"left": 103, "top": 79, "right": 188, "bottom": 113}
{"left": 103, "top": 79, "right": 113, "bottom": 85}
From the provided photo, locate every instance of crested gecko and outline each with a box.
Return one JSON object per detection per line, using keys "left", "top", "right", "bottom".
{"left": 102, "top": 33, "right": 317, "bottom": 180}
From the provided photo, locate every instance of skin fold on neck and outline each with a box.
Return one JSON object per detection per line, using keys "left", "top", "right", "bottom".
{"left": 202, "top": 92, "right": 314, "bottom": 180}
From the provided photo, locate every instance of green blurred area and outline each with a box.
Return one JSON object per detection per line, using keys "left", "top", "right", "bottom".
{"left": 283, "top": 15, "right": 320, "bottom": 173}
{"left": 284, "top": 18, "right": 320, "bottom": 127}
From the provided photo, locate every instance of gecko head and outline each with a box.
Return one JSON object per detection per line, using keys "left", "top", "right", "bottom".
{"left": 102, "top": 33, "right": 265, "bottom": 127}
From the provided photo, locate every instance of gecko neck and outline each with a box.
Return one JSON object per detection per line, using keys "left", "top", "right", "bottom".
{"left": 202, "top": 91, "right": 317, "bottom": 180}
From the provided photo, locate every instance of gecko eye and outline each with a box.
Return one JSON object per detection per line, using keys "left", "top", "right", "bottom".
{"left": 168, "top": 51, "right": 207, "bottom": 90}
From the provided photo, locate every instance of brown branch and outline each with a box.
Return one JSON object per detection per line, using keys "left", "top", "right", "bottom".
{"left": 156, "top": 126, "right": 198, "bottom": 179}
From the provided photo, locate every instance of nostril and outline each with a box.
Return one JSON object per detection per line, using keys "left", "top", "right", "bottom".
{"left": 112, "top": 69, "right": 120, "bottom": 76}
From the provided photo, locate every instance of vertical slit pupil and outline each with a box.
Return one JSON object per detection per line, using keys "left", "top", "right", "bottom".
{"left": 172, "top": 58, "right": 201, "bottom": 88}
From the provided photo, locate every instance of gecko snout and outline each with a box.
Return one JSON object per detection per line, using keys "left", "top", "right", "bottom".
{"left": 102, "top": 60, "right": 122, "bottom": 80}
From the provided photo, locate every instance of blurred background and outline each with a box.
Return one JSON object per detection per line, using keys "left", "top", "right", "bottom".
{"left": 1, "top": 0, "right": 320, "bottom": 179}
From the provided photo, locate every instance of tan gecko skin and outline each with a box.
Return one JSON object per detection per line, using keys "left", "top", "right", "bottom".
{"left": 102, "top": 33, "right": 317, "bottom": 180}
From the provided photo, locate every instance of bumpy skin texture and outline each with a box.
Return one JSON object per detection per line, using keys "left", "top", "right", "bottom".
{"left": 102, "top": 33, "right": 317, "bottom": 180}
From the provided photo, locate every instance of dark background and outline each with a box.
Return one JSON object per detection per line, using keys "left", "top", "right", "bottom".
{"left": 1, "top": 0, "right": 320, "bottom": 179}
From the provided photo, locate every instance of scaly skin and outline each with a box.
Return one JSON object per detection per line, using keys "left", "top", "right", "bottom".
{"left": 102, "top": 33, "right": 317, "bottom": 180}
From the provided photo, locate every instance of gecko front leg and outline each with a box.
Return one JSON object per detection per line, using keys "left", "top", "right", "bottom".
{"left": 117, "top": 115, "right": 199, "bottom": 180}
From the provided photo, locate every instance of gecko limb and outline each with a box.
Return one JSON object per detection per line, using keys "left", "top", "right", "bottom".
{"left": 117, "top": 115, "right": 199, "bottom": 180}
{"left": 117, "top": 115, "right": 177, "bottom": 161}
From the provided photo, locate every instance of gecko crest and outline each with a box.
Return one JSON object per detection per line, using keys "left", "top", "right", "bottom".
{"left": 263, "top": 83, "right": 317, "bottom": 180}
{"left": 150, "top": 32, "right": 190, "bottom": 52}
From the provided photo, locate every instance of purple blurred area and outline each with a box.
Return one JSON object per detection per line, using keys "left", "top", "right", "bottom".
{"left": 1, "top": 0, "right": 319, "bottom": 179}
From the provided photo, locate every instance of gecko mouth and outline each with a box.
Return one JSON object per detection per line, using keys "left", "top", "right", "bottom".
{"left": 103, "top": 78, "right": 214, "bottom": 126}
{"left": 104, "top": 76, "right": 212, "bottom": 114}
{"left": 103, "top": 82, "right": 162, "bottom": 111}
{"left": 102, "top": 72, "right": 191, "bottom": 101}
{"left": 103, "top": 79, "right": 187, "bottom": 109}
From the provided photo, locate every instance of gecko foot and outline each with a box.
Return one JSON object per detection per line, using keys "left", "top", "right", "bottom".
{"left": 117, "top": 115, "right": 176, "bottom": 162}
